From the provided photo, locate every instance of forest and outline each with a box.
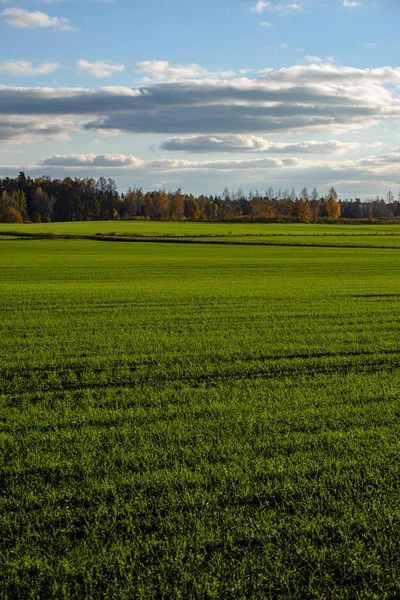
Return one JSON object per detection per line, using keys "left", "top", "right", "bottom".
{"left": 1, "top": 171, "right": 399, "bottom": 224}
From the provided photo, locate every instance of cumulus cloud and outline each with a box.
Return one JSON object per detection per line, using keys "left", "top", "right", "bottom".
{"left": 0, "top": 63, "right": 399, "bottom": 141}
{"left": 0, "top": 7, "right": 76, "bottom": 30}
{"left": 0, "top": 115, "right": 81, "bottom": 144}
{"left": 160, "top": 135, "right": 365, "bottom": 155}
{"left": 257, "top": 63, "right": 400, "bottom": 84}
{"left": 0, "top": 60, "right": 58, "bottom": 76}
{"left": 39, "top": 152, "right": 308, "bottom": 171}
{"left": 135, "top": 60, "right": 235, "bottom": 82}
{"left": 332, "top": 147, "right": 400, "bottom": 175}
{"left": 41, "top": 153, "right": 143, "bottom": 167}
{"left": 28, "top": 147, "right": 400, "bottom": 179}
{"left": 77, "top": 60, "right": 125, "bottom": 78}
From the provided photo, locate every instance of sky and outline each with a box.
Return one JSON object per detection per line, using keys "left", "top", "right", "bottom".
{"left": 1, "top": 0, "right": 400, "bottom": 198}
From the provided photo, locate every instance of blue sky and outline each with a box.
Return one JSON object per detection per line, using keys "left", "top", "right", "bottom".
{"left": 1, "top": 0, "right": 400, "bottom": 198}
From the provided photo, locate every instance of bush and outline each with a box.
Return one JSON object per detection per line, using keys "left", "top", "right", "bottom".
{"left": 0, "top": 207, "right": 23, "bottom": 223}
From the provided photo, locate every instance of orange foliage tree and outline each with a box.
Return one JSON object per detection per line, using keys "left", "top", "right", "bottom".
{"left": 0, "top": 206, "right": 23, "bottom": 223}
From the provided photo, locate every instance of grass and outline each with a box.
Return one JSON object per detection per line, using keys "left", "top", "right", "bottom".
{"left": 2, "top": 220, "right": 400, "bottom": 238}
{"left": 3, "top": 221, "right": 400, "bottom": 248}
{"left": 1, "top": 229, "right": 400, "bottom": 598}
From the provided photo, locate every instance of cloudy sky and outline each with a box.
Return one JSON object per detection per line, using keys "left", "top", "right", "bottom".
{"left": 1, "top": 0, "right": 400, "bottom": 197}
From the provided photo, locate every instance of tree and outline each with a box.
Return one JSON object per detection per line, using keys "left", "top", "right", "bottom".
{"left": 310, "top": 188, "right": 321, "bottom": 223}
{"left": 0, "top": 206, "right": 23, "bottom": 223}
{"left": 300, "top": 187, "right": 309, "bottom": 202}
{"left": 353, "top": 198, "right": 362, "bottom": 219}
{"left": 223, "top": 187, "right": 231, "bottom": 202}
{"left": 293, "top": 199, "right": 312, "bottom": 223}
{"left": 170, "top": 188, "right": 185, "bottom": 220}
{"left": 0, "top": 190, "right": 26, "bottom": 214}
{"left": 33, "top": 187, "right": 54, "bottom": 222}
{"left": 325, "top": 187, "right": 341, "bottom": 221}
{"left": 265, "top": 187, "right": 274, "bottom": 201}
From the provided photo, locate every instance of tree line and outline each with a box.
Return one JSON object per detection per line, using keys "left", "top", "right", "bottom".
{"left": 0, "top": 172, "right": 399, "bottom": 224}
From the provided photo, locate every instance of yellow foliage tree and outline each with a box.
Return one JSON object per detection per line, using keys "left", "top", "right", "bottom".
{"left": 325, "top": 187, "right": 341, "bottom": 221}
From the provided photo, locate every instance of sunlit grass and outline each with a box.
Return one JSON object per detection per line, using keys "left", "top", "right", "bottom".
{"left": 1, "top": 238, "right": 400, "bottom": 598}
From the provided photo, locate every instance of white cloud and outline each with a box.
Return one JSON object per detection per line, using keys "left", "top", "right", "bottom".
{"left": 160, "top": 135, "right": 368, "bottom": 155}
{"left": 251, "top": 2, "right": 303, "bottom": 16}
{"left": 41, "top": 153, "right": 143, "bottom": 167}
{"left": 77, "top": 60, "right": 125, "bottom": 78}
{"left": 332, "top": 147, "right": 400, "bottom": 175}
{"left": 257, "top": 64, "right": 400, "bottom": 85}
{"left": 39, "top": 152, "right": 308, "bottom": 171}
{"left": 271, "top": 3, "right": 303, "bottom": 16}
{"left": 34, "top": 147, "right": 400, "bottom": 178}
{"left": 1, "top": 7, "right": 76, "bottom": 30}
{"left": 342, "top": 0, "right": 361, "bottom": 7}
{"left": 259, "top": 21, "right": 273, "bottom": 26}
{"left": 0, "top": 115, "right": 82, "bottom": 144}
{"left": 0, "top": 60, "right": 58, "bottom": 76}
{"left": 135, "top": 60, "right": 235, "bottom": 82}
{"left": 1, "top": 63, "right": 400, "bottom": 142}
{"left": 305, "top": 55, "right": 323, "bottom": 63}
{"left": 305, "top": 56, "right": 335, "bottom": 64}
{"left": 251, "top": 1, "right": 270, "bottom": 14}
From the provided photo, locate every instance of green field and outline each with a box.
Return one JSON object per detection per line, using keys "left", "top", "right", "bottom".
{"left": 1, "top": 226, "right": 400, "bottom": 598}
{"left": 2, "top": 220, "right": 400, "bottom": 238}
{"left": 3, "top": 221, "right": 400, "bottom": 248}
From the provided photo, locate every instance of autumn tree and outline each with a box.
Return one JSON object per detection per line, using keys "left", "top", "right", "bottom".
{"left": 0, "top": 190, "right": 27, "bottom": 215}
{"left": 249, "top": 195, "right": 277, "bottom": 220}
{"left": 293, "top": 199, "right": 312, "bottom": 223}
{"left": 185, "top": 194, "right": 200, "bottom": 220}
{"left": 170, "top": 188, "right": 185, "bottom": 220}
{"left": 325, "top": 187, "right": 341, "bottom": 221}
{"left": 0, "top": 206, "right": 23, "bottom": 223}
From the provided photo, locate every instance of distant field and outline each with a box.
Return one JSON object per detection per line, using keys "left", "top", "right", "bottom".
{"left": 2, "top": 220, "right": 400, "bottom": 237}
{"left": 3, "top": 220, "right": 400, "bottom": 248}
{"left": 2, "top": 235, "right": 400, "bottom": 598}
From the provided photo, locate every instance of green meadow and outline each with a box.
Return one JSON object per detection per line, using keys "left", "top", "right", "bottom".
{"left": 1, "top": 225, "right": 400, "bottom": 598}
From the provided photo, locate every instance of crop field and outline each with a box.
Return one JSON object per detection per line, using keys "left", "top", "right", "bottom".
{"left": 1, "top": 226, "right": 400, "bottom": 598}
{"left": 2, "top": 220, "right": 400, "bottom": 237}
{"left": 3, "top": 221, "right": 400, "bottom": 248}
